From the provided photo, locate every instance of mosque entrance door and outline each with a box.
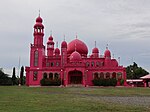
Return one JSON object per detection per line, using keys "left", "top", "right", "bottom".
{"left": 69, "top": 70, "right": 82, "bottom": 84}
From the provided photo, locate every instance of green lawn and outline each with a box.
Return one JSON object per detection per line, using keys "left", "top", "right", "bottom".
{"left": 0, "top": 86, "right": 150, "bottom": 112}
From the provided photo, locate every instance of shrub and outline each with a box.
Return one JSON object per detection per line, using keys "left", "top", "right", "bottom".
{"left": 92, "top": 78, "right": 117, "bottom": 86}
{"left": 40, "top": 78, "right": 61, "bottom": 86}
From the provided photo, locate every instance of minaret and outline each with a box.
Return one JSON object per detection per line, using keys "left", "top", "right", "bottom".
{"left": 47, "top": 33, "right": 55, "bottom": 57}
{"left": 30, "top": 13, "right": 45, "bottom": 68}
{"left": 33, "top": 13, "right": 44, "bottom": 46}
{"left": 61, "top": 36, "right": 67, "bottom": 67}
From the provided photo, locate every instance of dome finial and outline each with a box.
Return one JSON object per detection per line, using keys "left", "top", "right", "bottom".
{"left": 76, "top": 32, "right": 78, "bottom": 39}
{"left": 64, "top": 34, "right": 65, "bottom": 41}
{"left": 113, "top": 54, "right": 114, "bottom": 59}
{"left": 106, "top": 43, "right": 109, "bottom": 49}
{"left": 56, "top": 41, "right": 58, "bottom": 48}
{"left": 95, "top": 41, "right": 96, "bottom": 47}
{"left": 50, "top": 30, "right": 52, "bottom": 36}
{"left": 39, "top": 9, "right": 40, "bottom": 16}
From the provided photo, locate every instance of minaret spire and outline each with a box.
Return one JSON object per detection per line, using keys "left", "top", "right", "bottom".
{"left": 64, "top": 34, "right": 65, "bottom": 41}
{"left": 76, "top": 32, "right": 78, "bottom": 39}
{"left": 95, "top": 41, "right": 96, "bottom": 47}
{"left": 106, "top": 43, "right": 109, "bottom": 49}
{"left": 39, "top": 9, "right": 40, "bottom": 16}
{"left": 50, "top": 30, "right": 52, "bottom": 36}
{"left": 56, "top": 41, "right": 58, "bottom": 48}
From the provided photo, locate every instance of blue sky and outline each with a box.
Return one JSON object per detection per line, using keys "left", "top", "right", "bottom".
{"left": 1, "top": 0, "right": 150, "bottom": 75}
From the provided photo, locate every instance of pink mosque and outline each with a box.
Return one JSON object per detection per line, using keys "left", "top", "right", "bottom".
{"left": 25, "top": 15, "right": 127, "bottom": 86}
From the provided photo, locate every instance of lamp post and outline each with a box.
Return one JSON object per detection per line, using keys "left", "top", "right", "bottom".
{"left": 61, "top": 69, "right": 63, "bottom": 87}
{"left": 85, "top": 70, "right": 88, "bottom": 87}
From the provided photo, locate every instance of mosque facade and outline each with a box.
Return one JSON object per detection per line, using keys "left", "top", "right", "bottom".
{"left": 25, "top": 15, "right": 127, "bottom": 86}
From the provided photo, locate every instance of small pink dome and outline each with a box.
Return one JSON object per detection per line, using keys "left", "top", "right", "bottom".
{"left": 67, "top": 39, "right": 88, "bottom": 55}
{"left": 61, "top": 41, "right": 67, "bottom": 48}
{"left": 112, "top": 59, "right": 118, "bottom": 67}
{"left": 54, "top": 48, "right": 60, "bottom": 54}
{"left": 70, "top": 51, "right": 82, "bottom": 62}
{"left": 34, "top": 22, "right": 44, "bottom": 28}
{"left": 36, "top": 16, "right": 43, "bottom": 23}
{"left": 92, "top": 47, "right": 99, "bottom": 53}
{"left": 104, "top": 49, "right": 111, "bottom": 57}
{"left": 47, "top": 35, "right": 54, "bottom": 44}
{"left": 49, "top": 35, "right": 53, "bottom": 41}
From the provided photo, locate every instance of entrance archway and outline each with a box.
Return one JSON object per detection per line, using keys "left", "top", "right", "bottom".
{"left": 68, "top": 70, "right": 83, "bottom": 84}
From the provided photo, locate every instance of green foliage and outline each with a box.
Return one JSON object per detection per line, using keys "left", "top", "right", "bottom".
{"left": 0, "top": 69, "right": 12, "bottom": 85}
{"left": 120, "top": 79, "right": 124, "bottom": 86}
{"left": 19, "top": 66, "right": 24, "bottom": 85}
{"left": 126, "top": 62, "right": 149, "bottom": 79}
{"left": 12, "top": 67, "right": 18, "bottom": 85}
{"left": 40, "top": 78, "right": 61, "bottom": 86}
{"left": 92, "top": 78, "right": 117, "bottom": 86}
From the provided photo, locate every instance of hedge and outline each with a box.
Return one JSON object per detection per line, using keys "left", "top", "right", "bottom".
{"left": 40, "top": 78, "right": 61, "bottom": 86}
{"left": 92, "top": 78, "right": 117, "bottom": 86}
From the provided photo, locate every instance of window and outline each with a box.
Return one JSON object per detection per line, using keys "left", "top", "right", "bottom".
{"left": 100, "top": 72, "right": 104, "bottom": 79}
{"left": 49, "top": 73, "right": 53, "bottom": 79}
{"left": 112, "top": 72, "right": 116, "bottom": 78}
{"left": 91, "top": 62, "right": 94, "bottom": 67}
{"left": 94, "top": 73, "right": 99, "bottom": 79}
{"left": 56, "top": 62, "right": 59, "bottom": 66}
{"left": 33, "top": 71, "right": 38, "bottom": 81}
{"left": 106, "top": 72, "right": 110, "bottom": 79}
{"left": 54, "top": 73, "right": 59, "bottom": 79}
{"left": 51, "top": 62, "right": 54, "bottom": 67}
{"left": 43, "top": 73, "right": 48, "bottom": 79}
{"left": 86, "top": 62, "right": 90, "bottom": 67}
{"left": 34, "top": 50, "right": 38, "bottom": 66}
{"left": 96, "top": 62, "right": 99, "bottom": 67}
{"left": 46, "top": 62, "right": 50, "bottom": 67}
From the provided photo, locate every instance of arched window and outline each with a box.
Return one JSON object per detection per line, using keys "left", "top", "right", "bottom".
{"left": 43, "top": 73, "right": 47, "bottom": 79}
{"left": 100, "top": 72, "right": 104, "bottom": 79}
{"left": 112, "top": 72, "right": 116, "bottom": 78}
{"left": 117, "top": 72, "right": 122, "bottom": 79}
{"left": 94, "top": 72, "right": 99, "bottom": 79}
{"left": 96, "top": 62, "right": 99, "bottom": 67}
{"left": 49, "top": 73, "right": 53, "bottom": 79}
{"left": 56, "top": 62, "right": 59, "bottom": 66}
{"left": 33, "top": 71, "right": 38, "bottom": 81}
{"left": 86, "top": 62, "right": 90, "bottom": 67}
{"left": 91, "top": 62, "right": 94, "bottom": 67}
{"left": 54, "top": 73, "right": 59, "bottom": 79}
{"left": 34, "top": 50, "right": 38, "bottom": 66}
{"left": 51, "top": 62, "right": 54, "bottom": 67}
{"left": 105, "top": 72, "right": 110, "bottom": 79}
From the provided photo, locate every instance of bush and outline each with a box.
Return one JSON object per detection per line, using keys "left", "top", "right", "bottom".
{"left": 40, "top": 78, "right": 61, "bottom": 86}
{"left": 92, "top": 78, "right": 117, "bottom": 86}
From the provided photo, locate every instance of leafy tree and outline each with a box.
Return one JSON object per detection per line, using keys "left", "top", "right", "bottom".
{"left": 0, "top": 68, "right": 12, "bottom": 85}
{"left": 126, "top": 62, "right": 149, "bottom": 79}
{"left": 20, "top": 66, "right": 24, "bottom": 85}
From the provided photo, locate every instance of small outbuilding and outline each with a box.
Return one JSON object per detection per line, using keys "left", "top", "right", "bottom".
{"left": 140, "top": 74, "right": 150, "bottom": 87}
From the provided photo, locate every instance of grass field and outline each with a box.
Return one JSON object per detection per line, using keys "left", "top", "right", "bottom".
{"left": 0, "top": 86, "right": 150, "bottom": 112}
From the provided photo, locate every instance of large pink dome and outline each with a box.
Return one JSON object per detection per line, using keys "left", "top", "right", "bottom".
{"left": 67, "top": 39, "right": 88, "bottom": 56}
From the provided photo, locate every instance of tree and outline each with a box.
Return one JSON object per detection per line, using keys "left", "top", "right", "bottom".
{"left": 12, "top": 67, "right": 18, "bottom": 85}
{"left": 20, "top": 66, "right": 24, "bottom": 85}
{"left": 126, "top": 62, "right": 149, "bottom": 79}
{"left": 0, "top": 68, "right": 12, "bottom": 85}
